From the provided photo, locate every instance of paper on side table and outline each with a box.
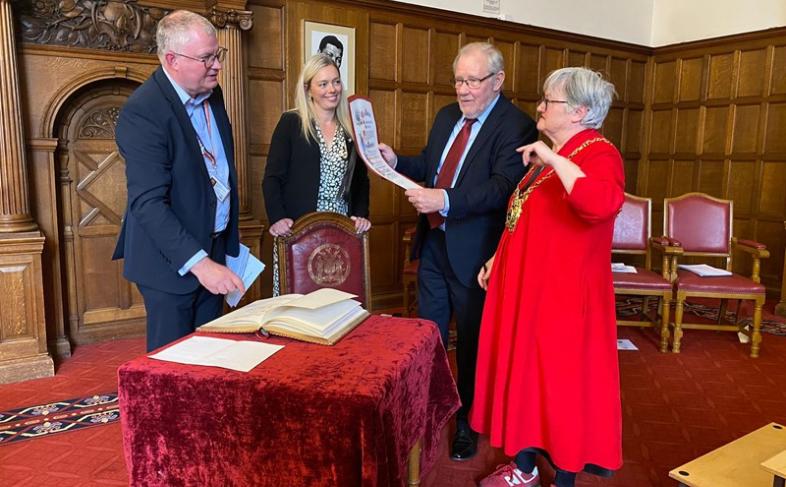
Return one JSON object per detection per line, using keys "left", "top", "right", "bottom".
{"left": 149, "top": 336, "right": 283, "bottom": 372}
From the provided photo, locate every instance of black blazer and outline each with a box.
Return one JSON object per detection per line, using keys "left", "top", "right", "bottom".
{"left": 262, "top": 111, "right": 370, "bottom": 223}
{"left": 112, "top": 67, "right": 240, "bottom": 294}
{"left": 397, "top": 94, "right": 537, "bottom": 287}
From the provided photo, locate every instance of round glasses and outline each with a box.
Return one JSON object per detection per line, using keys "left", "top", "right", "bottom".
{"left": 172, "top": 47, "right": 228, "bottom": 69}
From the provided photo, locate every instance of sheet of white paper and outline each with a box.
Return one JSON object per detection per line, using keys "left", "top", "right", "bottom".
{"left": 149, "top": 336, "right": 283, "bottom": 372}
{"left": 225, "top": 244, "right": 266, "bottom": 307}
{"left": 617, "top": 339, "right": 639, "bottom": 351}
{"left": 348, "top": 96, "right": 422, "bottom": 190}
{"left": 285, "top": 287, "right": 358, "bottom": 310}
{"left": 611, "top": 262, "right": 637, "bottom": 273}
{"left": 678, "top": 264, "right": 732, "bottom": 277}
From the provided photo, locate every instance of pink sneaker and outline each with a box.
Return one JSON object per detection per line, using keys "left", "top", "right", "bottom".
{"left": 479, "top": 462, "right": 540, "bottom": 487}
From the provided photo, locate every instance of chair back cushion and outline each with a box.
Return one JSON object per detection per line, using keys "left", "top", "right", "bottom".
{"left": 279, "top": 213, "right": 370, "bottom": 307}
{"left": 613, "top": 193, "right": 650, "bottom": 251}
{"left": 665, "top": 193, "right": 731, "bottom": 254}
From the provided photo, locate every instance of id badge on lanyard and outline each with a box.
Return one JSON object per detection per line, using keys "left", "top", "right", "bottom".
{"left": 199, "top": 101, "right": 231, "bottom": 203}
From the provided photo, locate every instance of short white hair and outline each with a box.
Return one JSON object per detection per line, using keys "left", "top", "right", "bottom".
{"left": 452, "top": 42, "right": 504, "bottom": 75}
{"left": 543, "top": 67, "right": 616, "bottom": 129}
{"left": 156, "top": 10, "right": 216, "bottom": 60}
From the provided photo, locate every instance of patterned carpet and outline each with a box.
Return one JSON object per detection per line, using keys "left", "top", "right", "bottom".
{"left": 615, "top": 297, "right": 786, "bottom": 336}
{"left": 0, "top": 393, "right": 119, "bottom": 445}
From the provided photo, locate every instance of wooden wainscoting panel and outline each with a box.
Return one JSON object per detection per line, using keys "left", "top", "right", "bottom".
{"left": 703, "top": 106, "right": 730, "bottom": 154}
{"left": 589, "top": 53, "right": 609, "bottom": 74}
{"left": 708, "top": 52, "right": 734, "bottom": 100}
{"left": 649, "top": 109, "right": 674, "bottom": 154}
{"left": 678, "top": 57, "right": 705, "bottom": 102}
{"left": 369, "top": 21, "right": 396, "bottom": 81}
{"left": 541, "top": 47, "right": 564, "bottom": 86}
{"left": 626, "top": 109, "right": 644, "bottom": 154}
{"left": 674, "top": 107, "right": 701, "bottom": 154}
{"left": 567, "top": 50, "right": 587, "bottom": 68}
{"left": 433, "top": 94, "right": 457, "bottom": 120}
{"left": 401, "top": 25, "right": 430, "bottom": 85}
{"left": 728, "top": 159, "right": 757, "bottom": 216}
{"left": 732, "top": 103, "right": 761, "bottom": 153}
{"left": 367, "top": 222, "right": 397, "bottom": 293}
{"left": 603, "top": 107, "right": 624, "bottom": 149}
{"left": 368, "top": 88, "right": 397, "bottom": 145}
{"left": 765, "top": 102, "right": 786, "bottom": 152}
{"left": 433, "top": 30, "right": 461, "bottom": 88}
{"left": 698, "top": 159, "right": 726, "bottom": 198}
{"left": 653, "top": 60, "right": 677, "bottom": 104}
{"left": 399, "top": 90, "right": 430, "bottom": 151}
{"left": 672, "top": 160, "right": 696, "bottom": 197}
{"left": 738, "top": 48, "right": 768, "bottom": 97}
{"left": 609, "top": 57, "right": 628, "bottom": 101}
{"left": 516, "top": 43, "right": 541, "bottom": 96}
{"left": 629, "top": 60, "right": 646, "bottom": 104}
{"left": 248, "top": 79, "right": 284, "bottom": 148}
{"left": 756, "top": 219, "right": 786, "bottom": 283}
{"left": 646, "top": 158, "right": 671, "bottom": 208}
{"left": 494, "top": 40, "right": 515, "bottom": 93}
{"left": 760, "top": 161, "right": 786, "bottom": 218}
{"left": 248, "top": 4, "right": 284, "bottom": 70}
{"left": 771, "top": 46, "right": 786, "bottom": 95}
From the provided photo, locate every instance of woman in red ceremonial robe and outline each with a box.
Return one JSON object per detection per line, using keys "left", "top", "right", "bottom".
{"left": 471, "top": 67, "right": 624, "bottom": 487}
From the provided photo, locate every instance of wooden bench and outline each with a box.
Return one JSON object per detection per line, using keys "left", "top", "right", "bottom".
{"left": 669, "top": 423, "right": 786, "bottom": 486}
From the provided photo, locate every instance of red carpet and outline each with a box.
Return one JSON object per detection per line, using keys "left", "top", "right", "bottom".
{"left": 1, "top": 306, "right": 786, "bottom": 486}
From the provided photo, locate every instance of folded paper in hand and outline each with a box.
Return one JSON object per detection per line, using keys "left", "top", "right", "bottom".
{"left": 678, "top": 264, "right": 732, "bottom": 277}
{"left": 611, "top": 262, "right": 637, "bottom": 273}
{"left": 198, "top": 288, "right": 369, "bottom": 345}
{"left": 225, "top": 244, "right": 265, "bottom": 307}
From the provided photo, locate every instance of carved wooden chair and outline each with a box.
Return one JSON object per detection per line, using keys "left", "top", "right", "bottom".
{"left": 276, "top": 212, "right": 371, "bottom": 309}
{"left": 612, "top": 193, "right": 681, "bottom": 352}
{"left": 664, "top": 192, "right": 769, "bottom": 357}
{"left": 402, "top": 226, "right": 419, "bottom": 317}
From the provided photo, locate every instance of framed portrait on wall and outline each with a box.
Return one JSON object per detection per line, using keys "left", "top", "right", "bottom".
{"left": 304, "top": 21, "right": 356, "bottom": 94}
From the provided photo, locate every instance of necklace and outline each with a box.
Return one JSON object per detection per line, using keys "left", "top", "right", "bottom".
{"left": 504, "top": 137, "right": 614, "bottom": 232}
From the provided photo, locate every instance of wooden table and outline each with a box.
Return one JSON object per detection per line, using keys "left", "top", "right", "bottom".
{"left": 762, "top": 449, "right": 786, "bottom": 487}
{"left": 670, "top": 423, "right": 786, "bottom": 486}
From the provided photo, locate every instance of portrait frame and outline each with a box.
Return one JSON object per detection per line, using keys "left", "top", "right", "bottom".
{"left": 304, "top": 21, "right": 356, "bottom": 95}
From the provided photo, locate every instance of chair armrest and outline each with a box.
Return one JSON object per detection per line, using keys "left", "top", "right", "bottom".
{"left": 649, "top": 236, "right": 683, "bottom": 281}
{"left": 731, "top": 237, "right": 769, "bottom": 283}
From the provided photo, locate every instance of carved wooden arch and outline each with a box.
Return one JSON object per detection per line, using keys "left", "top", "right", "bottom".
{"left": 41, "top": 66, "right": 150, "bottom": 138}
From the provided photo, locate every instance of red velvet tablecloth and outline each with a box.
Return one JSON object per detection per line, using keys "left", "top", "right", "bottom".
{"left": 117, "top": 316, "right": 459, "bottom": 487}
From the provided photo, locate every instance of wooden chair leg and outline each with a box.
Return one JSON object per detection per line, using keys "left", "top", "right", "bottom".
{"left": 751, "top": 298, "right": 763, "bottom": 358}
{"left": 718, "top": 299, "right": 728, "bottom": 324}
{"left": 660, "top": 294, "right": 671, "bottom": 353}
{"left": 673, "top": 295, "right": 685, "bottom": 353}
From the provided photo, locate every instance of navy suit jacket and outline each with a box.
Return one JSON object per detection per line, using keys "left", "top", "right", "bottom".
{"left": 397, "top": 94, "right": 537, "bottom": 287}
{"left": 112, "top": 67, "right": 240, "bottom": 294}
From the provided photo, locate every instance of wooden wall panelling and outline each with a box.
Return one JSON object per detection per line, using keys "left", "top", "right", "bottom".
{"left": 641, "top": 30, "right": 786, "bottom": 291}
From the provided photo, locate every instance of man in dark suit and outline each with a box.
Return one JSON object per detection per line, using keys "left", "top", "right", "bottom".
{"left": 379, "top": 42, "right": 538, "bottom": 460}
{"left": 113, "top": 10, "right": 244, "bottom": 352}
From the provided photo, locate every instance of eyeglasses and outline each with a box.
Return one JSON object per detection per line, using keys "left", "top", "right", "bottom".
{"left": 172, "top": 47, "right": 228, "bottom": 68}
{"left": 453, "top": 72, "right": 496, "bottom": 89}
{"left": 539, "top": 98, "right": 569, "bottom": 110}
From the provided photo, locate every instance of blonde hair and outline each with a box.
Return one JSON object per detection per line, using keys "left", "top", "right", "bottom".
{"left": 156, "top": 10, "right": 216, "bottom": 61}
{"left": 294, "top": 54, "right": 352, "bottom": 143}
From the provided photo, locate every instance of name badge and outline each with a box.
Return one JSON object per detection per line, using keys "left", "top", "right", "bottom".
{"left": 210, "top": 177, "right": 230, "bottom": 202}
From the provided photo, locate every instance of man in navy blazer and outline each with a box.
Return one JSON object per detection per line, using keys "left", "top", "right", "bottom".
{"left": 113, "top": 10, "right": 244, "bottom": 352}
{"left": 379, "top": 42, "right": 537, "bottom": 461}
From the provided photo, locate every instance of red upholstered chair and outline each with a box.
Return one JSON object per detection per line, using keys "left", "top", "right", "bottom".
{"left": 402, "top": 226, "right": 419, "bottom": 317}
{"left": 664, "top": 193, "right": 770, "bottom": 357}
{"left": 276, "top": 212, "right": 371, "bottom": 309}
{"left": 612, "top": 193, "right": 681, "bottom": 352}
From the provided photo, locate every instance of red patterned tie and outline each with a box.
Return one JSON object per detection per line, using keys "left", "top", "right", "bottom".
{"left": 427, "top": 118, "right": 476, "bottom": 229}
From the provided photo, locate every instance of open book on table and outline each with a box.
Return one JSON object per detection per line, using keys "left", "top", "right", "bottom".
{"left": 197, "top": 288, "right": 369, "bottom": 345}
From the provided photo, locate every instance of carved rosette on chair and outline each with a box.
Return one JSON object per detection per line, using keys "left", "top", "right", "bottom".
{"left": 611, "top": 193, "right": 682, "bottom": 352}
{"left": 664, "top": 193, "right": 770, "bottom": 357}
{"left": 0, "top": 0, "right": 54, "bottom": 383}
{"left": 276, "top": 212, "right": 372, "bottom": 309}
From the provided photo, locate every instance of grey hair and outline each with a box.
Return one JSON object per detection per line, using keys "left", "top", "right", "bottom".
{"left": 543, "top": 67, "right": 616, "bottom": 129}
{"left": 156, "top": 10, "right": 216, "bottom": 60}
{"left": 452, "top": 42, "right": 504, "bottom": 75}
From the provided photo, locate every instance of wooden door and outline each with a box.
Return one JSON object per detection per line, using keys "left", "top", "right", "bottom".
{"left": 57, "top": 81, "right": 145, "bottom": 345}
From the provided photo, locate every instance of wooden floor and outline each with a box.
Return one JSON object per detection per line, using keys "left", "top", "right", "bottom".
{"left": 2, "top": 307, "right": 786, "bottom": 486}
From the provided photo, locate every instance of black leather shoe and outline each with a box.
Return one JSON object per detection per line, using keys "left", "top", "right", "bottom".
{"left": 450, "top": 425, "right": 478, "bottom": 461}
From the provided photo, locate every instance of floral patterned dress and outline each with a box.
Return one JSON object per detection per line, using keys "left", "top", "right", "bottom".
{"left": 272, "top": 123, "right": 350, "bottom": 295}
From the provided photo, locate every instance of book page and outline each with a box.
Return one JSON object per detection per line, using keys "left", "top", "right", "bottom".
{"left": 263, "top": 299, "right": 362, "bottom": 335}
{"left": 149, "top": 336, "right": 283, "bottom": 372}
{"left": 284, "top": 288, "right": 358, "bottom": 310}
{"left": 199, "top": 294, "right": 302, "bottom": 332}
